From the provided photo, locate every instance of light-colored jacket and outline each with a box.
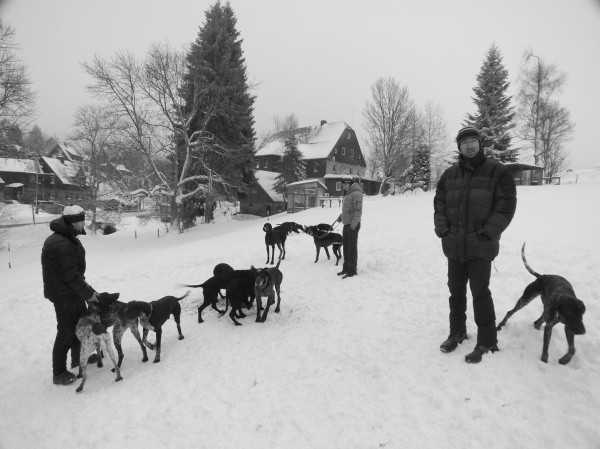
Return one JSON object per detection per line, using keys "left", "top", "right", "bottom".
{"left": 338, "top": 182, "right": 363, "bottom": 229}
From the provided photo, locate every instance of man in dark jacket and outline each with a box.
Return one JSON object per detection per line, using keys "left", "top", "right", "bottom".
{"left": 336, "top": 176, "right": 363, "bottom": 279}
{"left": 42, "top": 205, "right": 97, "bottom": 385}
{"left": 434, "top": 126, "right": 517, "bottom": 363}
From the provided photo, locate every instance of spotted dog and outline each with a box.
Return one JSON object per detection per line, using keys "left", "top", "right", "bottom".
{"left": 124, "top": 292, "right": 188, "bottom": 363}
{"left": 497, "top": 243, "right": 586, "bottom": 364}
{"left": 304, "top": 225, "right": 343, "bottom": 265}
{"left": 74, "top": 293, "right": 123, "bottom": 393}
{"left": 252, "top": 256, "right": 283, "bottom": 323}
{"left": 94, "top": 292, "right": 149, "bottom": 369}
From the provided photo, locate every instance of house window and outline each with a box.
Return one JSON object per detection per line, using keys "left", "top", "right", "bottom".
{"left": 331, "top": 156, "right": 335, "bottom": 162}
{"left": 336, "top": 182, "right": 341, "bottom": 191}
{"left": 347, "top": 133, "right": 351, "bottom": 140}
{"left": 333, "top": 165, "right": 337, "bottom": 172}
{"left": 342, "top": 147, "right": 345, "bottom": 155}
{"left": 50, "top": 175, "right": 55, "bottom": 185}
{"left": 334, "top": 148, "right": 337, "bottom": 154}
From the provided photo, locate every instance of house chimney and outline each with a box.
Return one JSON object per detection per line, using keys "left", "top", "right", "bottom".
{"left": 320, "top": 120, "right": 327, "bottom": 126}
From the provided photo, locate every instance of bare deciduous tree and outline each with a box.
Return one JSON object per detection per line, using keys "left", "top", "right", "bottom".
{"left": 82, "top": 44, "right": 231, "bottom": 229}
{"left": 422, "top": 101, "right": 451, "bottom": 186}
{"left": 70, "top": 104, "right": 128, "bottom": 233}
{"left": 363, "top": 77, "right": 417, "bottom": 186}
{"left": 516, "top": 50, "right": 569, "bottom": 170}
{"left": 538, "top": 100, "right": 573, "bottom": 176}
{"left": 0, "top": 20, "right": 36, "bottom": 130}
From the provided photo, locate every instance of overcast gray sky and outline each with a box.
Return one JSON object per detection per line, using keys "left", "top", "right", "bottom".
{"left": 3, "top": 0, "right": 600, "bottom": 169}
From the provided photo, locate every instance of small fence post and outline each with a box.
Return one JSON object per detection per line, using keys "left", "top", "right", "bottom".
{"left": 157, "top": 228, "right": 160, "bottom": 238}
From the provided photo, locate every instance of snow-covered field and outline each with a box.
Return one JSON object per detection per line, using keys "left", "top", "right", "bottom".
{"left": 1, "top": 180, "right": 599, "bottom": 449}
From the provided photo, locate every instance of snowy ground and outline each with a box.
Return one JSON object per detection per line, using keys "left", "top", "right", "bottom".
{"left": 1, "top": 179, "right": 599, "bottom": 449}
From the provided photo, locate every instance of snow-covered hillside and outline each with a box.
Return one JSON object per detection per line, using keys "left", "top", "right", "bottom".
{"left": 0, "top": 181, "right": 599, "bottom": 449}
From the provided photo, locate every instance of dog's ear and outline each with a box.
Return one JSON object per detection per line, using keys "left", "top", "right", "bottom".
{"left": 109, "top": 293, "right": 120, "bottom": 302}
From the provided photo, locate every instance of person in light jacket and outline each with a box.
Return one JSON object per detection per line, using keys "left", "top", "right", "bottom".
{"left": 336, "top": 176, "right": 363, "bottom": 279}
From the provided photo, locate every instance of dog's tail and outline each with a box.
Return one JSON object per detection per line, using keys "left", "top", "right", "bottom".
{"left": 182, "top": 283, "right": 205, "bottom": 288}
{"left": 176, "top": 291, "right": 191, "bottom": 301}
{"left": 521, "top": 242, "right": 541, "bottom": 278}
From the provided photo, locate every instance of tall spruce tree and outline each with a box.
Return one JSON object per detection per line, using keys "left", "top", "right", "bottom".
{"left": 273, "top": 138, "right": 306, "bottom": 199}
{"left": 182, "top": 1, "right": 256, "bottom": 201}
{"left": 411, "top": 143, "right": 431, "bottom": 190}
{"left": 465, "top": 44, "right": 517, "bottom": 162}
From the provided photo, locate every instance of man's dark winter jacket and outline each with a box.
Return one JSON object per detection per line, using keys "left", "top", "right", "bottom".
{"left": 41, "top": 217, "right": 95, "bottom": 303}
{"left": 433, "top": 150, "right": 517, "bottom": 261}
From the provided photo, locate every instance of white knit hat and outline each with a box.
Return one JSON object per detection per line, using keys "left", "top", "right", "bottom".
{"left": 62, "top": 205, "right": 85, "bottom": 224}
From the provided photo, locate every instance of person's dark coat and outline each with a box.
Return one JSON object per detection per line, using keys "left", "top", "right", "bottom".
{"left": 433, "top": 150, "right": 517, "bottom": 261}
{"left": 41, "top": 217, "right": 95, "bottom": 303}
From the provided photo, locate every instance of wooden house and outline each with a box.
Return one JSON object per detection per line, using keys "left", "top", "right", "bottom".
{"left": 286, "top": 179, "right": 327, "bottom": 212}
{"left": 239, "top": 170, "right": 286, "bottom": 217}
{"left": 249, "top": 120, "right": 381, "bottom": 213}
{"left": 0, "top": 158, "right": 40, "bottom": 201}
{"left": 504, "top": 163, "right": 544, "bottom": 186}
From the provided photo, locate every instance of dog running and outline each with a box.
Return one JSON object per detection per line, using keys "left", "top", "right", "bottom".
{"left": 496, "top": 243, "right": 586, "bottom": 364}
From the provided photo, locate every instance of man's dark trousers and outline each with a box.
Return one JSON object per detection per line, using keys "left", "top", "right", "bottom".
{"left": 52, "top": 300, "right": 86, "bottom": 374}
{"left": 342, "top": 222, "right": 360, "bottom": 274}
{"left": 447, "top": 258, "right": 497, "bottom": 347}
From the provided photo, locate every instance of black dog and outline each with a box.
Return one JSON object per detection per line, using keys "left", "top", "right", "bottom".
{"left": 186, "top": 270, "right": 255, "bottom": 323}
{"left": 93, "top": 292, "right": 149, "bottom": 370}
{"left": 213, "top": 262, "right": 234, "bottom": 299}
{"left": 304, "top": 225, "right": 343, "bottom": 265}
{"left": 223, "top": 272, "right": 256, "bottom": 326}
{"left": 124, "top": 292, "right": 188, "bottom": 363}
{"left": 263, "top": 222, "right": 290, "bottom": 264}
{"left": 497, "top": 243, "right": 586, "bottom": 364}
{"left": 276, "top": 221, "right": 304, "bottom": 234}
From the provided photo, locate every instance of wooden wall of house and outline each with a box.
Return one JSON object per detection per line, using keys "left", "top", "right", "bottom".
{"left": 255, "top": 155, "right": 281, "bottom": 172}
{"left": 239, "top": 183, "right": 285, "bottom": 217}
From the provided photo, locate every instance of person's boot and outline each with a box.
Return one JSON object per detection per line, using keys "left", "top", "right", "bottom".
{"left": 337, "top": 270, "right": 347, "bottom": 276}
{"left": 53, "top": 370, "right": 77, "bottom": 385}
{"left": 342, "top": 271, "right": 357, "bottom": 279}
{"left": 439, "top": 333, "right": 467, "bottom": 353}
{"left": 465, "top": 344, "right": 499, "bottom": 363}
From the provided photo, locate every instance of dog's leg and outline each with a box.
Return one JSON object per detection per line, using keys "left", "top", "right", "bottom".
{"left": 101, "top": 334, "right": 123, "bottom": 383}
{"left": 324, "top": 246, "right": 331, "bottom": 260}
{"left": 541, "top": 316, "right": 559, "bottom": 363}
{"left": 281, "top": 242, "right": 286, "bottom": 261}
{"left": 255, "top": 297, "right": 263, "bottom": 322}
{"left": 275, "top": 281, "right": 282, "bottom": 313}
{"left": 533, "top": 313, "right": 545, "bottom": 330}
{"left": 153, "top": 327, "right": 162, "bottom": 363}
{"left": 95, "top": 341, "right": 104, "bottom": 368}
{"left": 334, "top": 245, "right": 341, "bottom": 266}
{"left": 261, "top": 293, "right": 275, "bottom": 322}
{"left": 558, "top": 327, "right": 576, "bottom": 365}
{"left": 314, "top": 245, "right": 320, "bottom": 263}
{"left": 142, "top": 327, "right": 155, "bottom": 350}
{"left": 129, "top": 321, "right": 149, "bottom": 363}
{"left": 496, "top": 282, "right": 540, "bottom": 330}
{"left": 270, "top": 245, "right": 275, "bottom": 265}
{"left": 112, "top": 323, "right": 125, "bottom": 370}
{"left": 173, "top": 304, "right": 184, "bottom": 340}
{"left": 198, "top": 295, "right": 214, "bottom": 323}
{"left": 75, "top": 342, "right": 92, "bottom": 393}
{"left": 230, "top": 307, "right": 243, "bottom": 326}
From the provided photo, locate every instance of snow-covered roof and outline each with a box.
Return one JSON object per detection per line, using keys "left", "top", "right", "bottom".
{"left": 254, "top": 170, "right": 285, "bottom": 202}
{"left": 41, "top": 157, "right": 83, "bottom": 185}
{"left": 255, "top": 121, "right": 352, "bottom": 160}
{"left": 0, "top": 158, "right": 39, "bottom": 174}
{"left": 0, "top": 176, "right": 4, "bottom": 184}
{"left": 286, "top": 178, "right": 327, "bottom": 189}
